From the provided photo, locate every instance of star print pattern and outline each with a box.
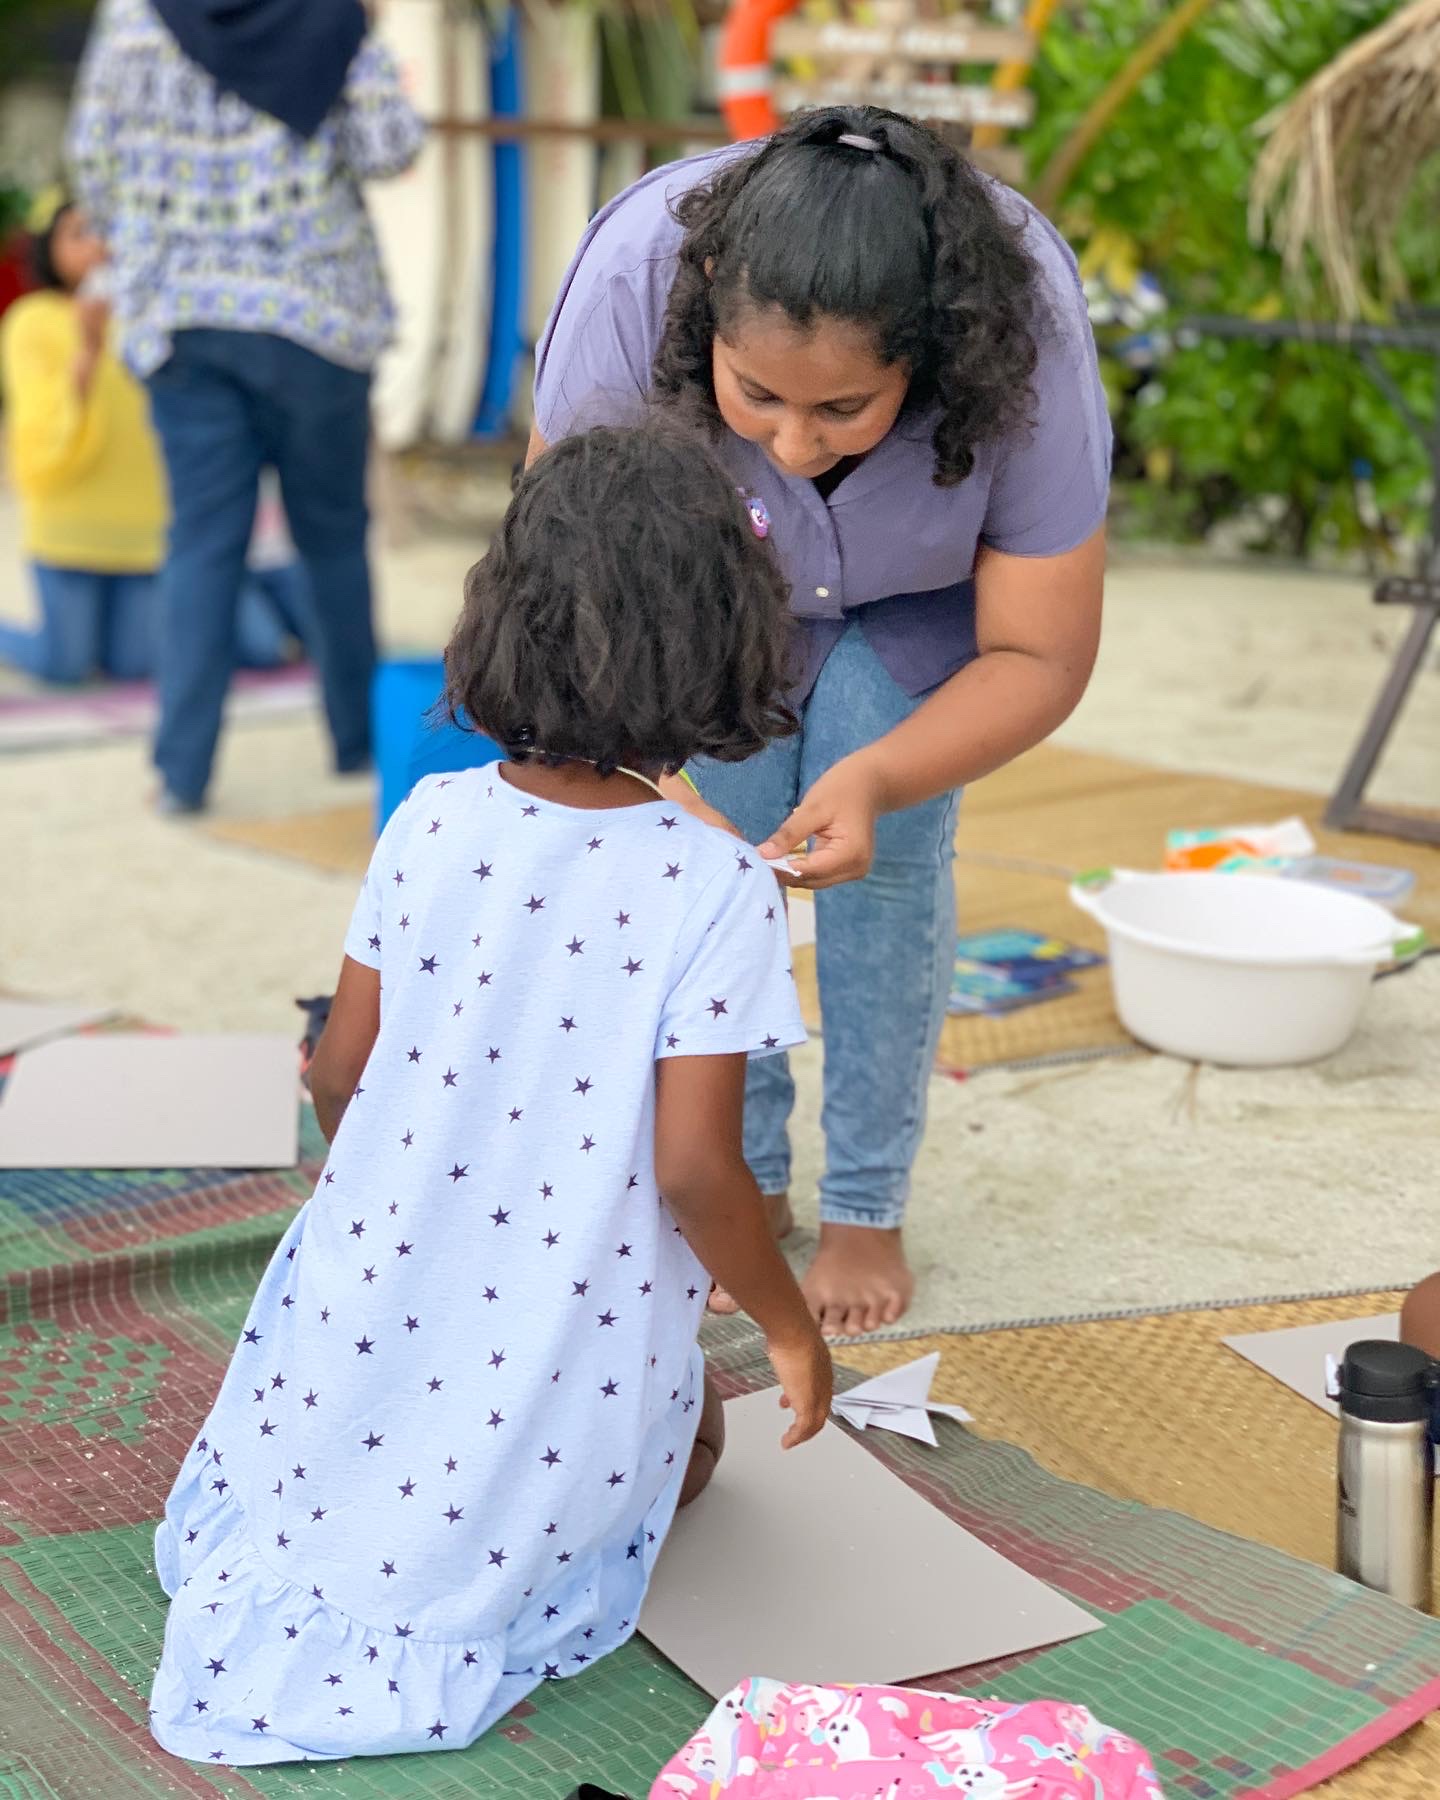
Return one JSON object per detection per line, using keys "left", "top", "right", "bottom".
{"left": 148, "top": 768, "right": 802, "bottom": 1765}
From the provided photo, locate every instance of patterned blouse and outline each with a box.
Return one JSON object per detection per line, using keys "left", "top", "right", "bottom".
{"left": 65, "top": 0, "right": 425, "bottom": 378}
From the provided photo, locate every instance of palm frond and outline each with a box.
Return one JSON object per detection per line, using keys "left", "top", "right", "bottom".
{"left": 1251, "top": 0, "right": 1440, "bottom": 317}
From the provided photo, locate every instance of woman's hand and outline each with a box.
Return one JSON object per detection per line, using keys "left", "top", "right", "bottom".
{"left": 757, "top": 753, "right": 887, "bottom": 889}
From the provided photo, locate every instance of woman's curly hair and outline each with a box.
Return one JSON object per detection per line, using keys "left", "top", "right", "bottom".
{"left": 652, "top": 107, "right": 1043, "bottom": 489}
{"left": 444, "top": 422, "right": 797, "bottom": 771}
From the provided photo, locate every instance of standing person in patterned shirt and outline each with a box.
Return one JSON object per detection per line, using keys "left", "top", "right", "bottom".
{"left": 148, "top": 422, "right": 833, "bottom": 1766}
{"left": 65, "top": 0, "right": 424, "bottom": 813}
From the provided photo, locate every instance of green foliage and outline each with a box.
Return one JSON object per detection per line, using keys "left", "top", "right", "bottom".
{"left": 0, "top": 185, "right": 29, "bottom": 237}
{"left": 0, "top": 0, "right": 93, "bottom": 84}
{"left": 1020, "top": 0, "right": 1440, "bottom": 558}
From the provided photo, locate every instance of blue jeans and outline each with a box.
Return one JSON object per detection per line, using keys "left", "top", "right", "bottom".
{"left": 0, "top": 565, "right": 157, "bottom": 683}
{"left": 0, "top": 563, "right": 310, "bottom": 684}
{"left": 146, "top": 330, "right": 374, "bottom": 805}
{"left": 693, "top": 625, "right": 959, "bottom": 1230}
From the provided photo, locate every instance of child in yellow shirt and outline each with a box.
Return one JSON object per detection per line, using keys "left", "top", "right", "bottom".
{"left": 0, "top": 193, "right": 166, "bottom": 681}
{"left": 1, "top": 191, "right": 313, "bottom": 686}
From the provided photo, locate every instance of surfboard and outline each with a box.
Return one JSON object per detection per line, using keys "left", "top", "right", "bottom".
{"left": 369, "top": 0, "right": 449, "bottom": 451}
{"left": 474, "top": 13, "right": 527, "bottom": 438}
{"left": 522, "top": 3, "right": 601, "bottom": 356}
{"left": 598, "top": 141, "right": 645, "bottom": 210}
{"left": 429, "top": 2, "right": 491, "bottom": 443}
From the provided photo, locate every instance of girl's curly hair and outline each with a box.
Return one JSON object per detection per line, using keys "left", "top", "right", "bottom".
{"left": 652, "top": 107, "right": 1043, "bottom": 488}
{"left": 444, "top": 422, "right": 797, "bottom": 771}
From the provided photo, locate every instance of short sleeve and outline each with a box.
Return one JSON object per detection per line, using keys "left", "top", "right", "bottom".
{"left": 980, "top": 216, "right": 1113, "bottom": 558}
{"left": 334, "top": 37, "right": 426, "bottom": 181}
{"left": 533, "top": 148, "right": 744, "bottom": 443}
{"left": 533, "top": 269, "right": 654, "bottom": 443}
{"left": 65, "top": 0, "right": 124, "bottom": 230}
{"left": 657, "top": 854, "right": 806, "bottom": 1062}
{"left": 341, "top": 781, "right": 428, "bottom": 969}
{"left": 343, "top": 853, "right": 387, "bottom": 970}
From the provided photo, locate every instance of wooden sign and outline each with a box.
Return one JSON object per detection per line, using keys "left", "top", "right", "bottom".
{"left": 774, "top": 78, "right": 1034, "bottom": 128}
{"left": 772, "top": 20, "right": 1033, "bottom": 63}
{"left": 771, "top": 2, "right": 1037, "bottom": 147}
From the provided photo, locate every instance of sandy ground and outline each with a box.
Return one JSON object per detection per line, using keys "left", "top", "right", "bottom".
{"left": 2, "top": 482, "right": 1436, "bottom": 1326}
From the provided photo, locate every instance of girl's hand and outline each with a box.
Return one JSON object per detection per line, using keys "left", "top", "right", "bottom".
{"left": 757, "top": 754, "right": 887, "bottom": 889}
{"left": 768, "top": 1328, "right": 833, "bottom": 1449}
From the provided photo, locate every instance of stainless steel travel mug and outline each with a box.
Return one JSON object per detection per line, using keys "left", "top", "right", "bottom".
{"left": 1336, "top": 1340, "right": 1435, "bottom": 1611}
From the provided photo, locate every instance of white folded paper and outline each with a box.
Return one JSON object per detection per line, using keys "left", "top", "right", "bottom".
{"left": 831, "top": 1351, "right": 973, "bottom": 1447}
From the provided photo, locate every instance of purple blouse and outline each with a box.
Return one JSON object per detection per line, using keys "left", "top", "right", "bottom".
{"left": 534, "top": 147, "right": 1111, "bottom": 702}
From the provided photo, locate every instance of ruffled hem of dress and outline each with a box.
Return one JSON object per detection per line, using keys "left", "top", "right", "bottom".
{"left": 149, "top": 1430, "right": 688, "bottom": 1766}
{"left": 150, "top": 1525, "right": 542, "bottom": 1764}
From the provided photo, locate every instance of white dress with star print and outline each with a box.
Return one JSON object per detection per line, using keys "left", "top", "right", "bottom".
{"left": 148, "top": 768, "right": 805, "bottom": 1765}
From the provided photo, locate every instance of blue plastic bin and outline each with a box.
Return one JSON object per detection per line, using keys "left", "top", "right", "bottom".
{"left": 373, "top": 657, "right": 502, "bottom": 832}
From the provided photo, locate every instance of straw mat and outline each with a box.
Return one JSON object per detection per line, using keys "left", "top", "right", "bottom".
{"left": 837, "top": 1292, "right": 1440, "bottom": 1798}
{"left": 203, "top": 803, "right": 374, "bottom": 878}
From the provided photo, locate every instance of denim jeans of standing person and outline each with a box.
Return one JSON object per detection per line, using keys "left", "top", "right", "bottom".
{"left": 692, "top": 624, "right": 960, "bottom": 1230}
{"left": 146, "top": 330, "right": 375, "bottom": 808}
{"left": 0, "top": 565, "right": 158, "bottom": 683}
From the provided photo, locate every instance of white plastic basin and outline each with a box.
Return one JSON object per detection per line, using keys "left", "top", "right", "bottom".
{"left": 1069, "top": 870, "right": 1423, "bottom": 1067}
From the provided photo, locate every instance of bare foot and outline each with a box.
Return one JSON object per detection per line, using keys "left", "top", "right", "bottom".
{"left": 708, "top": 1192, "right": 794, "bottom": 1315}
{"left": 801, "top": 1224, "right": 914, "bottom": 1339}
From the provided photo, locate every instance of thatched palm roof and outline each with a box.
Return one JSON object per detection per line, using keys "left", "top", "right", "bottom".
{"left": 1251, "top": 0, "right": 1440, "bottom": 317}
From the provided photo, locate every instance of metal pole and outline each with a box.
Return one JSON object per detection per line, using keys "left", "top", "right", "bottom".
{"left": 1323, "top": 342, "right": 1440, "bottom": 840}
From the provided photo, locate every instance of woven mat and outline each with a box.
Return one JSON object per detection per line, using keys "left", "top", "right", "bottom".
{"left": 204, "top": 804, "right": 374, "bottom": 878}
{"left": 202, "top": 749, "right": 1438, "bottom": 1074}
{"left": 0, "top": 666, "right": 318, "bottom": 755}
{"left": 4, "top": 1142, "right": 1440, "bottom": 1799}
{"left": 837, "top": 1297, "right": 1440, "bottom": 1798}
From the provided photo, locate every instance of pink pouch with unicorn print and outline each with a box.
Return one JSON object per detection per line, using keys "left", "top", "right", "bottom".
{"left": 649, "top": 1678, "right": 1165, "bottom": 1798}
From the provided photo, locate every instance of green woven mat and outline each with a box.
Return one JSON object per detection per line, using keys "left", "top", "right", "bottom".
{"left": 5, "top": 1136, "right": 1440, "bottom": 1798}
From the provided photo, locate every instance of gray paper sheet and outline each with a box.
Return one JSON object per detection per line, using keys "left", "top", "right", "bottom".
{"left": 0, "top": 1000, "right": 115, "bottom": 1059}
{"left": 0, "top": 1034, "right": 299, "bottom": 1169}
{"left": 1223, "top": 1313, "right": 1399, "bottom": 1418}
{"left": 639, "top": 1388, "right": 1100, "bottom": 1697}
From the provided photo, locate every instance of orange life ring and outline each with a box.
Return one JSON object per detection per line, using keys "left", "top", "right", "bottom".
{"left": 718, "top": 0, "right": 801, "bottom": 140}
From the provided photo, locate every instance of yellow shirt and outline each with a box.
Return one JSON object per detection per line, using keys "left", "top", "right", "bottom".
{"left": 1, "top": 290, "right": 168, "bottom": 573}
